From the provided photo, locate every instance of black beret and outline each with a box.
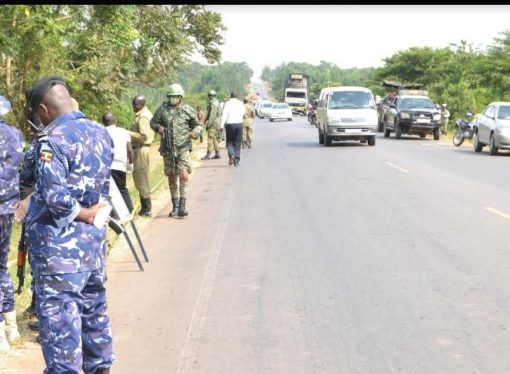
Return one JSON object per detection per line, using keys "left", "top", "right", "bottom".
{"left": 26, "top": 75, "right": 68, "bottom": 112}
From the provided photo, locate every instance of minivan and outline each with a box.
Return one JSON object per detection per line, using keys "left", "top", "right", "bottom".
{"left": 316, "top": 86, "right": 378, "bottom": 146}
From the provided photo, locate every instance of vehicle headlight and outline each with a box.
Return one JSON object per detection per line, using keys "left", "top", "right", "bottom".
{"left": 433, "top": 114, "right": 441, "bottom": 121}
{"left": 400, "top": 112, "right": 410, "bottom": 120}
{"left": 328, "top": 117, "right": 340, "bottom": 124}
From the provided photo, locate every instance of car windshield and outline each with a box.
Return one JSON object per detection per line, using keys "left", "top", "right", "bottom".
{"left": 263, "top": 103, "right": 272, "bottom": 108}
{"left": 328, "top": 91, "right": 374, "bottom": 109}
{"left": 286, "top": 92, "right": 306, "bottom": 99}
{"left": 400, "top": 97, "right": 435, "bottom": 109}
{"left": 273, "top": 104, "right": 289, "bottom": 109}
{"left": 497, "top": 105, "right": 510, "bottom": 119}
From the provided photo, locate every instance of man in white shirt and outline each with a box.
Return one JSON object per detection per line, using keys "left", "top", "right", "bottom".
{"left": 220, "top": 92, "right": 246, "bottom": 166}
{"left": 103, "top": 112, "right": 134, "bottom": 212}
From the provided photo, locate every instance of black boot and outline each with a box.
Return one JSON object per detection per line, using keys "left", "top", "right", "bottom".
{"left": 168, "top": 198, "right": 179, "bottom": 217}
{"left": 94, "top": 367, "right": 110, "bottom": 374}
{"left": 138, "top": 198, "right": 151, "bottom": 217}
{"left": 137, "top": 198, "right": 146, "bottom": 216}
{"left": 212, "top": 152, "right": 220, "bottom": 159}
{"left": 177, "top": 197, "right": 188, "bottom": 217}
{"left": 201, "top": 153, "right": 211, "bottom": 160}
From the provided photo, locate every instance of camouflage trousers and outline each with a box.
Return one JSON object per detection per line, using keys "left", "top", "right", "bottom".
{"left": 162, "top": 149, "right": 193, "bottom": 198}
{"left": 0, "top": 214, "right": 15, "bottom": 321}
{"left": 34, "top": 266, "right": 115, "bottom": 373}
{"left": 243, "top": 122, "right": 253, "bottom": 144}
{"left": 206, "top": 127, "right": 221, "bottom": 154}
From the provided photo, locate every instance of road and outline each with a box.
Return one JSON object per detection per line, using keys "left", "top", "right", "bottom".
{"left": 4, "top": 115, "right": 510, "bottom": 373}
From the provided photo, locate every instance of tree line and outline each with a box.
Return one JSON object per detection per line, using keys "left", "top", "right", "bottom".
{"left": 261, "top": 33, "right": 510, "bottom": 122}
{"left": 0, "top": 5, "right": 235, "bottom": 133}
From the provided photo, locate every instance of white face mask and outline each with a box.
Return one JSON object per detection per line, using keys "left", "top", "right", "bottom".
{"left": 169, "top": 96, "right": 181, "bottom": 106}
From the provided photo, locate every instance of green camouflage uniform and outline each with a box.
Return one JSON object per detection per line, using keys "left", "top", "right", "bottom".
{"left": 150, "top": 102, "right": 202, "bottom": 198}
{"left": 205, "top": 98, "right": 223, "bottom": 153}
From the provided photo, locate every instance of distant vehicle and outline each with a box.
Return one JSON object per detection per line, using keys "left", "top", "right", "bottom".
{"left": 316, "top": 86, "right": 378, "bottom": 146}
{"left": 269, "top": 103, "right": 292, "bottom": 122}
{"left": 258, "top": 101, "right": 273, "bottom": 118}
{"left": 473, "top": 101, "right": 510, "bottom": 155}
{"left": 284, "top": 73, "right": 310, "bottom": 116}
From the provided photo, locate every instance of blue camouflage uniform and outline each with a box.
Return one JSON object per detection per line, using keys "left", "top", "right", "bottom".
{"left": 0, "top": 120, "right": 24, "bottom": 323}
{"left": 25, "top": 111, "right": 115, "bottom": 373}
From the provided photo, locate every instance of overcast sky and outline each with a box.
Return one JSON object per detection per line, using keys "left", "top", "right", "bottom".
{"left": 191, "top": 5, "right": 510, "bottom": 81}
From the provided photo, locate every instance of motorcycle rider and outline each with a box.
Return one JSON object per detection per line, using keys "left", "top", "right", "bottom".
{"left": 308, "top": 99, "right": 318, "bottom": 125}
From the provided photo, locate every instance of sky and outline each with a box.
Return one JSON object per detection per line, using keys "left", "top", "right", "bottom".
{"left": 191, "top": 5, "right": 510, "bottom": 82}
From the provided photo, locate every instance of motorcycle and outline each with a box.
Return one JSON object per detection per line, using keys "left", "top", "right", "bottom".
{"left": 452, "top": 112, "right": 475, "bottom": 146}
{"left": 308, "top": 108, "right": 317, "bottom": 127}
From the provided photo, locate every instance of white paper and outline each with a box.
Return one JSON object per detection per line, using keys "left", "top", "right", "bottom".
{"left": 93, "top": 204, "right": 112, "bottom": 229}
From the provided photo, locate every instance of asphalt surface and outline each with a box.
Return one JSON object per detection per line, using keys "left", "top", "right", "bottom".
{"left": 3, "top": 115, "right": 510, "bottom": 373}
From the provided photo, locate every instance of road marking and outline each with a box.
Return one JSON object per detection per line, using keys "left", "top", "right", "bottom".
{"left": 176, "top": 181, "right": 235, "bottom": 374}
{"left": 385, "top": 161, "right": 409, "bottom": 173}
{"left": 485, "top": 206, "right": 510, "bottom": 220}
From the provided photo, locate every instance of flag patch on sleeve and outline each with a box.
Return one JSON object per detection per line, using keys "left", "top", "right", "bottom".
{"left": 40, "top": 150, "right": 53, "bottom": 162}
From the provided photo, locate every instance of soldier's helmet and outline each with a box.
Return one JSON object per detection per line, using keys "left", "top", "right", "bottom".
{"left": 167, "top": 83, "right": 185, "bottom": 97}
{"left": 0, "top": 96, "right": 11, "bottom": 116}
{"left": 208, "top": 90, "right": 217, "bottom": 97}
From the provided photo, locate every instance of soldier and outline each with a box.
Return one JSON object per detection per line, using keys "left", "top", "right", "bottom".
{"left": 151, "top": 83, "right": 202, "bottom": 218}
{"left": 128, "top": 95, "right": 154, "bottom": 217}
{"left": 201, "top": 89, "right": 223, "bottom": 160}
{"left": 24, "top": 76, "right": 115, "bottom": 373}
{"left": 0, "top": 96, "right": 23, "bottom": 351}
{"left": 242, "top": 98, "right": 255, "bottom": 149}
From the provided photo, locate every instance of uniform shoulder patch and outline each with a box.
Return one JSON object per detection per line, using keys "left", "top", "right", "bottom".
{"left": 40, "top": 150, "right": 53, "bottom": 162}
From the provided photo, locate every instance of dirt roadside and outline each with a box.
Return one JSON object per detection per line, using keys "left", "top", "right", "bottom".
{"left": 0, "top": 139, "right": 210, "bottom": 373}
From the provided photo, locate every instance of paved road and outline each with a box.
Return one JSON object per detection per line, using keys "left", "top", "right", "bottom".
{"left": 5, "top": 115, "right": 510, "bottom": 373}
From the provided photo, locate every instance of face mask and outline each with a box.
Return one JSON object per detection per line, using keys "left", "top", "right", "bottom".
{"left": 169, "top": 97, "right": 181, "bottom": 106}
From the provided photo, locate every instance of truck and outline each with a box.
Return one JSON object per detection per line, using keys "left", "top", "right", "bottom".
{"left": 284, "top": 73, "right": 310, "bottom": 116}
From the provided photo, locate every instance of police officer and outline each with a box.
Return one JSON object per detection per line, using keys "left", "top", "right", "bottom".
{"left": 0, "top": 96, "right": 23, "bottom": 351}
{"left": 24, "top": 76, "right": 115, "bottom": 373}
{"left": 201, "top": 90, "right": 223, "bottom": 160}
{"left": 129, "top": 95, "right": 154, "bottom": 217}
{"left": 150, "top": 83, "right": 202, "bottom": 218}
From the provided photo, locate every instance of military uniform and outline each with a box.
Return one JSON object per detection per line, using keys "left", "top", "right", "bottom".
{"left": 205, "top": 98, "right": 223, "bottom": 156}
{"left": 150, "top": 102, "right": 202, "bottom": 199}
{"left": 0, "top": 120, "right": 24, "bottom": 326}
{"left": 25, "top": 111, "right": 115, "bottom": 373}
{"left": 242, "top": 103, "right": 255, "bottom": 148}
{"left": 129, "top": 106, "right": 154, "bottom": 200}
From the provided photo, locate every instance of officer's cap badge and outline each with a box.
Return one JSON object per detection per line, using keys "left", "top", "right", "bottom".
{"left": 40, "top": 150, "right": 53, "bottom": 162}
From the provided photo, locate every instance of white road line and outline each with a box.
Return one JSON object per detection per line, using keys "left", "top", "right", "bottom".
{"left": 485, "top": 206, "right": 510, "bottom": 220}
{"left": 385, "top": 161, "right": 409, "bottom": 173}
{"left": 176, "top": 181, "right": 235, "bottom": 374}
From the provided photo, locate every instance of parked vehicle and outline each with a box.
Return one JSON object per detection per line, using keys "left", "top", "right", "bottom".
{"left": 452, "top": 112, "right": 475, "bottom": 146}
{"left": 473, "top": 101, "right": 510, "bottom": 155}
{"left": 269, "top": 103, "right": 292, "bottom": 122}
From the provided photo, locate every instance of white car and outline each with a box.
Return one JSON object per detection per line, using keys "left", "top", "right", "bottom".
{"left": 258, "top": 101, "right": 273, "bottom": 118}
{"left": 269, "top": 103, "right": 292, "bottom": 122}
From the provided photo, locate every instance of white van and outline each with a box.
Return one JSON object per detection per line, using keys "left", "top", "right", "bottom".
{"left": 316, "top": 86, "right": 378, "bottom": 146}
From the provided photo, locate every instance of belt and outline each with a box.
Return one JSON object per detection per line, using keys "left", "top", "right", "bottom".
{"left": 133, "top": 144, "right": 151, "bottom": 149}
